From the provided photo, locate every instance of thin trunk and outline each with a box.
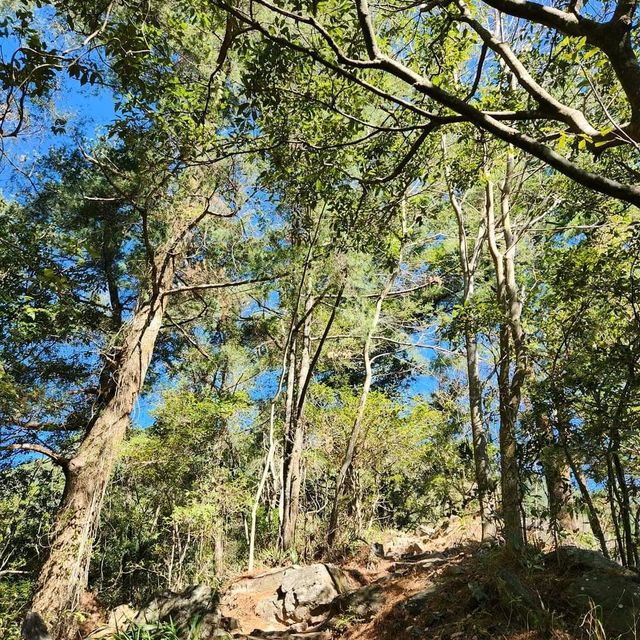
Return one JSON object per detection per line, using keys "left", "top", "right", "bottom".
{"left": 102, "top": 225, "right": 123, "bottom": 328}
{"left": 611, "top": 431, "right": 637, "bottom": 567}
{"left": 465, "top": 325, "right": 495, "bottom": 537}
{"left": 280, "top": 296, "right": 313, "bottom": 551}
{"left": 607, "top": 455, "right": 627, "bottom": 565}
{"left": 248, "top": 404, "right": 277, "bottom": 571}
{"left": 29, "top": 251, "right": 177, "bottom": 639}
{"left": 556, "top": 412, "right": 609, "bottom": 557}
{"left": 248, "top": 316, "right": 297, "bottom": 571}
{"left": 442, "top": 146, "right": 494, "bottom": 539}
{"left": 279, "top": 339, "right": 297, "bottom": 530}
{"left": 279, "top": 284, "right": 344, "bottom": 550}
{"left": 485, "top": 174, "right": 524, "bottom": 551}
{"left": 214, "top": 527, "right": 224, "bottom": 577}
{"left": 327, "top": 271, "right": 393, "bottom": 547}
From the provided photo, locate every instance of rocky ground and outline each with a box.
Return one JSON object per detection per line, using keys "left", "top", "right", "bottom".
{"left": 91, "top": 519, "right": 640, "bottom": 640}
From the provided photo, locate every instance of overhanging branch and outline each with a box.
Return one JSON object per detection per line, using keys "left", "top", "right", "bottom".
{"left": 4, "top": 443, "right": 69, "bottom": 468}
{"left": 164, "top": 273, "right": 286, "bottom": 296}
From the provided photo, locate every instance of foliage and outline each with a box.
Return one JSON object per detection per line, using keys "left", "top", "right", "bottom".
{"left": 1, "top": 0, "right": 640, "bottom": 633}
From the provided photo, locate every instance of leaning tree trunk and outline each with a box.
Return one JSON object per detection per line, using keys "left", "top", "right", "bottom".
{"left": 327, "top": 269, "right": 395, "bottom": 547}
{"left": 555, "top": 404, "right": 610, "bottom": 557}
{"left": 29, "top": 253, "right": 177, "bottom": 639}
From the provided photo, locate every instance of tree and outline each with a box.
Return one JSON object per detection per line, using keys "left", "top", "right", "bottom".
{"left": 2, "top": 142, "right": 260, "bottom": 636}
{"left": 442, "top": 136, "right": 495, "bottom": 540}
{"left": 212, "top": 0, "right": 640, "bottom": 205}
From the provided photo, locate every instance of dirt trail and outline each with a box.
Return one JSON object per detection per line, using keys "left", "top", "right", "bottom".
{"left": 226, "top": 517, "right": 487, "bottom": 639}
{"left": 225, "top": 516, "right": 630, "bottom": 640}
{"left": 94, "top": 516, "right": 638, "bottom": 640}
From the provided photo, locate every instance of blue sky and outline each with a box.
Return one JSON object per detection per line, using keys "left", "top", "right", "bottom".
{"left": 0, "top": 76, "right": 116, "bottom": 197}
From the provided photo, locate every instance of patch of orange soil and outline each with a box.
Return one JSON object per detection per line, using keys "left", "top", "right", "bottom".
{"left": 220, "top": 587, "right": 288, "bottom": 635}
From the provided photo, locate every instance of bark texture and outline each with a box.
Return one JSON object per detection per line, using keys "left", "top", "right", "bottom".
{"left": 29, "top": 239, "right": 183, "bottom": 639}
{"left": 485, "top": 166, "right": 525, "bottom": 551}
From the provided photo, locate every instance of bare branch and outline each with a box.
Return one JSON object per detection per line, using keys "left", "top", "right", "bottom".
{"left": 163, "top": 273, "right": 286, "bottom": 296}
{"left": 4, "top": 443, "right": 69, "bottom": 467}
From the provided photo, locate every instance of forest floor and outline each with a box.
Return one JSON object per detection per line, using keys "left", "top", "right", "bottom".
{"left": 215, "top": 517, "right": 627, "bottom": 640}
{"left": 93, "top": 516, "right": 638, "bottom": 640}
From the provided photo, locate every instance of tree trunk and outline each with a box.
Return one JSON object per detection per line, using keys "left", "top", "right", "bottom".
{"left": 279, "top": 338, "right": 297, "bottom": 531}
{"left": 607, "top": 455, "right": 627, "bottom": 565}
{"left": 214, "top": 527, "right": 225, "bottom": 576}
{"left": 485, "top": 172, "right": 524, "bottom": 551}
{"left": 464, "top": 324, "right": 495, "bottom": 538}
{"left": 555, "top": 408, "right": 609, "bottom": 557}
{"left": 537, "top": 411, "right": 574, "bottom": 536}
{"left": 610, "top": 430, "right": 637, "bottom": 568}
{"left": 442, "top": 150, "right": 494, "bottom": 539}
{"left": 327, "top": 270, "right": 393, "bottom": 547}
{"left": 249, "top": 316, "right": 296, "bottom": 571}
{"left": 248, "top": 404, "right": 278, "bottom": 571}
{"left": 280, "top": 296, "right": 313, "bottom": 551}
{"left": 496, "top": 323, "right": 523, "bottom": 550}
{"left": 279, "top": 283, "right": 343, "bottom": 551}
{"left": 29, "top": 255, "right": 175, "bottom": 639}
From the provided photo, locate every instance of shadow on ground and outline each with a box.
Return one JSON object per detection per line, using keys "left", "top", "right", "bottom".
{"left": 336, "top": 543, "right": 640, "bottom": 640}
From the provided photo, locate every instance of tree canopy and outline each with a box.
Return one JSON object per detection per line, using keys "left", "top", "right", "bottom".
{"left": 0, "top": 0, "right": 639, "bottom": 638}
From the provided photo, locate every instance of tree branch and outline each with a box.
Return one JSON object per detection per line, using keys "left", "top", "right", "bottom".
{"left": 217, "top": 0, "right": 640, "bottom": 205}
{"left": 163, "top": 273, "right": 286, "bottom": 296}
{"left": 4, "top": 443, "right": 68, "bottom": 467}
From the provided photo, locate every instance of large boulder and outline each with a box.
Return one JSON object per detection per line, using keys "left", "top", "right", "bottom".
{"left": 546, "top": 546, "right": 626, "bottom": 573}
{"left": 279, "top": 564, "right": 343, "bottom": 622}
{"left": 133, "top": 585, "right": 221, "bottom": 636}
{"left": 222, "top": 564, "right": 350, "bottom": 631}
{"left": 547, "top": 546, "right": 640, "bottom": 639}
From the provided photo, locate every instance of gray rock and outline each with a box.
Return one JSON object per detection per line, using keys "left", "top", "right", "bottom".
{"left": 546, "top": 546, "right": 628, "bottom": 574}
{"left": 280, "top": 564, "right": 341, "bottom": 621}
{"left": 87, "top": 604, "right": 137, "bottom": 639}
{"left": 404, "top": 585, "right": 439, "bottom": 614}
{"left": 545, "top": 545, "right": 640, "bottom": 639}
{"left": 228, "top": 568, "right": 290, "bottom": 595}
{"left": 133, "top": 584, "right": 220, "bottom": 636}
{"left": 565, "top": 568, "right": 640, "bottom": 638}
{"left": 21, "top": 612, "right": 50, "bottom": 640}
{"left": 222, "top": 563, "right": 349, "bottom": 628}
{"left": 254, "top": 597, "right": 283, "bottom": 624}
{"left": 331, "top": 583, "right": 386, "bottom": 621}
{"left": 381, "top": 535, "right": 428, "bottom": 559}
